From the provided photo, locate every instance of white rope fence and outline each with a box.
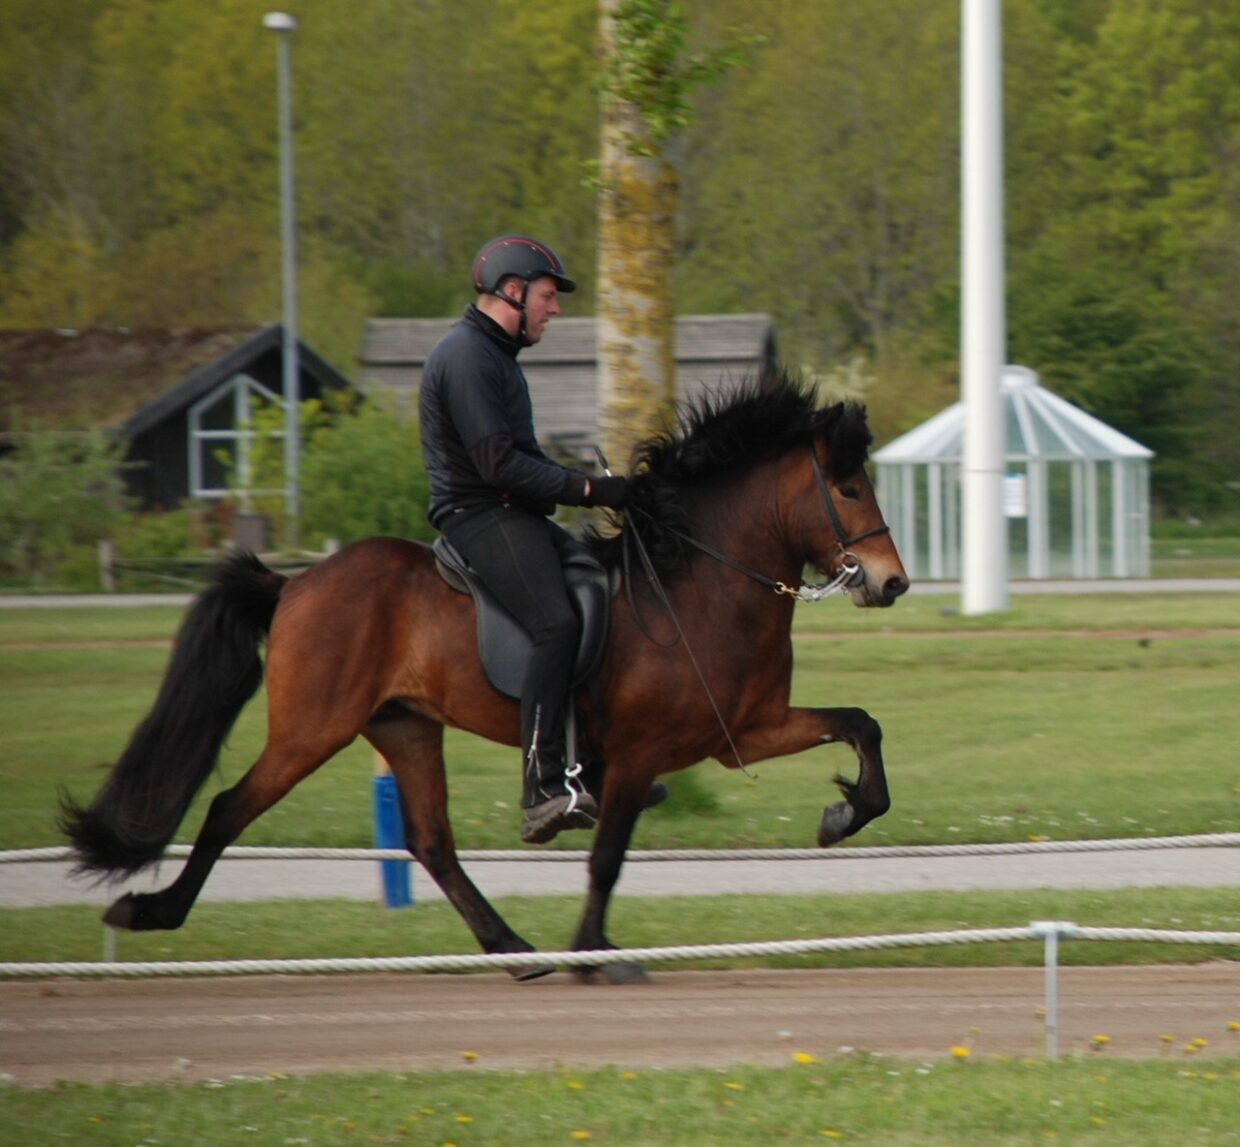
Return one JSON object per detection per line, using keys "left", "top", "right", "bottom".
{"left": 5, "top": 831, "right": 1239, "bottom": 865}
{"left": 4, "top": 922, "right": 1238, "bottom": 1058}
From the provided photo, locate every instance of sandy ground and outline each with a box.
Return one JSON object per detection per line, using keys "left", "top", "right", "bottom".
{"left": 3, "top": 964, "right": 1239, "bottom": 1088}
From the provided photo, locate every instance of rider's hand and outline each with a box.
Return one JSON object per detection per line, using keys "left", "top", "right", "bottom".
{"left": 586, "top": 475, "right": 628, "bottom": 509}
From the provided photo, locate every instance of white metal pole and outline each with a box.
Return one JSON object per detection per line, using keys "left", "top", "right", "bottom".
{"left": 264, "top": 12, "right": 300, "bottom": 549}
{"left": 960, "top": 0, "right": 1008, "bottom": 613}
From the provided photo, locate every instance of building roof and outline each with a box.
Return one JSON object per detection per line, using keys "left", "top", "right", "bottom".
{"left": 359, "top": 313, "right": 778, "bottom": 451}
{"left": 873, "top": 365, "right": 1154, "bottom": 465}
{"left": 0, "top": 325, "right": 349, "bottom": 441}
{"left": 0, "top": 327, "right": 254, "bottom": 436}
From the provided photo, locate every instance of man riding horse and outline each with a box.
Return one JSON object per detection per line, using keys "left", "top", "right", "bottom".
{"left": 418, "top": 236, "right": 629, "bottom": 844}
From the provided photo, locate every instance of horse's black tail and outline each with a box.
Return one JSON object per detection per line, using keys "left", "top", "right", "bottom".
{"left": 58, "top": 550, "right": 288, "bottom": 878}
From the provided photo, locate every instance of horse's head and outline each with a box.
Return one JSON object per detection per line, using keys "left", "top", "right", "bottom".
{"left": 800, "top": 405, "right": 910, "bottom": 608}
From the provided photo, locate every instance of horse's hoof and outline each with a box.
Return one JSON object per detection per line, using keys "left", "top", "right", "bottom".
{"left": 603, "top": 962, "right": 650, "bottom": 985}
{"left": 513, "top": 961, "right": 557, "bottom": 982}
{"left": 102, "top": 893, "right": 136, "bottom": 930}
{"left": 818, "top": 801, "right": 855, "bottom": 847}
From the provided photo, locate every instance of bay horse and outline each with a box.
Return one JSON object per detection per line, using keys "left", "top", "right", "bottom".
{"left": 61, "top": 369, "right": 909, "bottom": 983}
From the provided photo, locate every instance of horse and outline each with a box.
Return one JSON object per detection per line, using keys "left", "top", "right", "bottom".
{"left": 60, "top": 369, "right": 909, "bottom": 983}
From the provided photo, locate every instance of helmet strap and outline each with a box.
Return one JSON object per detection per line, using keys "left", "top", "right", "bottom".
{"left": 493, "top": 280, "right": 532, "bottom": 346}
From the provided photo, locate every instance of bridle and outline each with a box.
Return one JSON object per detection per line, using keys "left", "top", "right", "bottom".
{"left": 626, "top": 444, "right": 891, "bottom": 604}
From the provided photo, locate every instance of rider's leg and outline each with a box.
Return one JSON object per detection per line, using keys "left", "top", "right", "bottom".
{"left": 443, "top": 507, "right": 598, "bottom": 843}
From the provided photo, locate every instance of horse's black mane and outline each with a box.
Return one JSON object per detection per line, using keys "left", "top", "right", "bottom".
{"left": 590, "top": 366, "right": 872, "bottom": 580}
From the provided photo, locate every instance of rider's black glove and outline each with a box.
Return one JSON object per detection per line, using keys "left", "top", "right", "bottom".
{"left": 586, "top": 475, "right": 628, "bottom": 509}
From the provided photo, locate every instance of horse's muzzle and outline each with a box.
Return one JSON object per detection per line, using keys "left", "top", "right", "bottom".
{"left": 849, "top": 569, "right": 911, "bottom": 608}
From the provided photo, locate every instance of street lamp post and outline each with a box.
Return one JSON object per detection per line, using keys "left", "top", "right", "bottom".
{"left": 263, "top": 11, "right": 300, "bottom": 549}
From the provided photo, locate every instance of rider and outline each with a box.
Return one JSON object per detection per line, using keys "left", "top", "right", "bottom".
{"left": 419, "top": 235, "right": 629, "bottom": 845}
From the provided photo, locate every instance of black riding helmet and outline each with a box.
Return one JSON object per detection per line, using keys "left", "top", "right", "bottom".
{"left": 472, "top": 235, "right": 576, "bottom": 296}
{"left": 471, "top": 235, "right": 575, "bottom": 346}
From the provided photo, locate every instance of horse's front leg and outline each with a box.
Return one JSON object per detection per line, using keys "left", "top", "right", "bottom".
{"left": 570, "top": 768, "right": 650, "bottom": 985}
{"left": 732, "top": 706, "right": 890, "bottom": 847}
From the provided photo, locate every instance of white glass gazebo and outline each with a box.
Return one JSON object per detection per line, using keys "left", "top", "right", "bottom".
{"left": 874, "top": 366, "right": 1154, "bottom": 581}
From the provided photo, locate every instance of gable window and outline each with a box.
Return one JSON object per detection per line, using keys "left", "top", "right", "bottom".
{"left": 188, "top": 373, "right": 286, "bottom": 505}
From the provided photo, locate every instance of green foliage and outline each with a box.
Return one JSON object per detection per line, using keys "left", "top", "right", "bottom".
{"left": 604, "top": 0, "right": 762, "bottom": 150}
{"left": 298, "top": 391, "right": 435, "bottom": 546}
{"left": 217, "top": 389, "right": 433, "bottom": 549}
{"left": 1, "top": 0, "right": 1239, "bottom": 517}
{"left": 0, "top": 429, "right": 129, "bottom": 587}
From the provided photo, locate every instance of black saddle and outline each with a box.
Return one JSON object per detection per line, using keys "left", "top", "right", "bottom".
{"left": 433, "top": 535, "right": 612, "bottom": 701}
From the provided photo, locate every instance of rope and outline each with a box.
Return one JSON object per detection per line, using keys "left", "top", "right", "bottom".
{"left": 3, "top": 924, "right": 1236, "bottom": 981}
{"left": 0, "top": 926, "right": 1038, "bottom": 979}
{"left": 6, "top": 832, "right": 1238, "bottom": 866}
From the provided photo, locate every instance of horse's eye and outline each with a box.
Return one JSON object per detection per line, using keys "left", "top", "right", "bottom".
{"left": 839, "top": 484, "right": 861, "bottom": 501}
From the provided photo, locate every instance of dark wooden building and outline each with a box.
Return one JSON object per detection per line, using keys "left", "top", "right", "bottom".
{"left": 0, "top": 325, "right": 351, "bottom": 509}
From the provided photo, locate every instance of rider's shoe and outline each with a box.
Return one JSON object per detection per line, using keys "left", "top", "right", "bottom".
{"left": 521, "top": 791, "right": 599, "bottom": 845}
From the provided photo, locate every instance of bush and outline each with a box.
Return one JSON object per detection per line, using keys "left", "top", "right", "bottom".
{"left": 0, "top": 429, "right": 129, "bottom": 588}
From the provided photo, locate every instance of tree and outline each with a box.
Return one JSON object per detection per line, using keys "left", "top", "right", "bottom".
{"left": 596, "top": 0, "right": 757, "bottom": 463}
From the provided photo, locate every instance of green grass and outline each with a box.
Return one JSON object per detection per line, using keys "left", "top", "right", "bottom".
{"left": 2, "top": 595, "right": 1238, "bottom": 851}
{"left": 4, "top": 887, "right": 1238, "bottom": 970}
{"left": 2, "top": 1056, "right": 1239, "bottom": 1146}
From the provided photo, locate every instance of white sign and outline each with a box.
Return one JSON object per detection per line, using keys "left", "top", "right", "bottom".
{"left": 1004, "top": 472, "right": 1028, "bottom": 518}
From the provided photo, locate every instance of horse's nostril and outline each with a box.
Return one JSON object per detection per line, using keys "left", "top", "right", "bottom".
{"left": 885, "top": 575, "right": 910, "bottom": 599}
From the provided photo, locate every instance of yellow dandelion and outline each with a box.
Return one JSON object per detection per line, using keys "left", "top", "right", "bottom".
{"left": 950, "top": 1046, "right": 971, "bottom": 1060}
{"left": 1227, "top": 1020, "right": 1240, "bottom": 1032}
{"left": 723, "top": 1081, "right": 745, "bottom": 1091}
{"left": 1160, "top": 1033, "right": 1176, "bottom": 1044}
{"left": 1203, "top": 1073, "right": 1220, "bottom": 1082}
{"left": 460, "top": 1050, "right": 478, "bottom": 1062}
{"left": 455, "top": 1114, "right": 474, "bottom": 1125}
{"left": 792, "top": 1051, "right": 820, "bottom": 1065}
{"left": 567, "top": 1079, "right": 586, "bottom": 1090}
{"left": 1192, "top": 1037, "right": 1209, "bottom": 1048}
{"left": 570, "top": 1133, "right": 592, "bottom": 1142}
{"left": 1184, "top": 1043, "right": 1200, "bottom": 1055}
{"left": 268, "top": 1071, "right": 288, "bottom": 1080}
{"left": 820, "top": 1130, "right": 844, "bottom": 1140}
{"left": 1090, "top": 1034, "right": 1110, "bottom": 1049}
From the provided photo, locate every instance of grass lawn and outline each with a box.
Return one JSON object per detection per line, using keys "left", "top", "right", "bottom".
{"left": 2, "top": 1055, "right": 1239, "bottom": 1146}
{"left": 1, "top": 594, "right": 1238, "bottom": 852}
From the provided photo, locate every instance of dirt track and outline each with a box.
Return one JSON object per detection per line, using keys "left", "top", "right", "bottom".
{"left": 3, "top": 964, "right": 1238, "bottom": 1087}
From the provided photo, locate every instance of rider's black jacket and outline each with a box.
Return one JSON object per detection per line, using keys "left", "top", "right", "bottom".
{"left": 419, "top": 305, "right": 590, "bottom": 528}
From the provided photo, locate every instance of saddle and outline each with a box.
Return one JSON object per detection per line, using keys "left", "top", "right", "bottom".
{"left": 432, "top": 535, "right": 612, "bottom": 701}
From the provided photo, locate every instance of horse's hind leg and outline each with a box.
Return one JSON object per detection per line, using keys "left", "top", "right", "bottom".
{"left": 103, "top": 737, "right": 345, "bottom": 932}
{"left": 366, "top": 712, "right": 554, "bottom": 981}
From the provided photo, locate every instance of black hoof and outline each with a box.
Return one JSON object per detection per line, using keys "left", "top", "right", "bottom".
{"left": 101, "top": 892, "right": 137, "bottom": 930}
{"left": 572, "top": 962, "right": 650, "bottom": 985}
{"left": 818, "top": 800, "right": 856, "bottom": 847}
{"left": 102, "top": 892, "right": 183, "bottom": 931}
{"left": 513, "top": 962, "right": 557, "bottom": 982}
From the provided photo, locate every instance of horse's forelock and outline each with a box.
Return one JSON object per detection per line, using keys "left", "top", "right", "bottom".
{"left": 819, "top": 402, "right": 873, "bottom": 482}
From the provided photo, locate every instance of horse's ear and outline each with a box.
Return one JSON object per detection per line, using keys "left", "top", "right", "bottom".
{"left": 823, "top": 403, "right": 872, "bottom": 481}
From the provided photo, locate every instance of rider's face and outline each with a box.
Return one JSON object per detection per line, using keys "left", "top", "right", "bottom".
{"left": 521, "top": 277, "right": 562, "bottom": 344}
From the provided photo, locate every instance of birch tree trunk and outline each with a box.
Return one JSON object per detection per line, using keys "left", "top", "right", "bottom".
{"left": 596, "top": 0, "right": 679, "bottom": 468}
